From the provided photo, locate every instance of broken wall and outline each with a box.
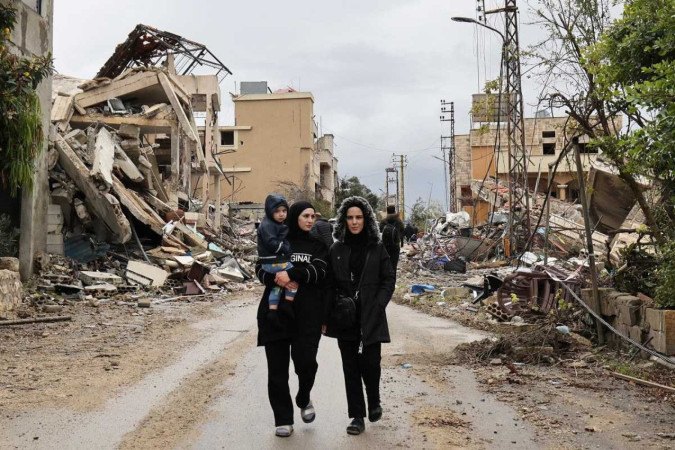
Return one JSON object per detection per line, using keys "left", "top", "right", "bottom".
{"left": 2, "top": 0, "right": 54, "bottom": 280}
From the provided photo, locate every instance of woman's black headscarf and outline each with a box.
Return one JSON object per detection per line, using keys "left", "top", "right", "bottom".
{"left": 287, "top": 201, "right": 315, "bottom": 238}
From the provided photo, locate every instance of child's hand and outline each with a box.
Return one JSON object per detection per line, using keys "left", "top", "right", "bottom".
{"left": 274, "top": 271, "right": 291, "bottom": 286}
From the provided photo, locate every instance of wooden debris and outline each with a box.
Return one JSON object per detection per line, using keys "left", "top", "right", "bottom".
{"left": 609, "top": 371, "right": 675, "bottom": 394}
{"left": 0, "top": 316, "right": 72, "bottom": 327}
{"left": 53, "top": 133, "right": 132, "bottom": 243}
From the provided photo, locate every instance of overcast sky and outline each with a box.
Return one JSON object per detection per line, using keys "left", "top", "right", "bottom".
{"left": 54, "top": 0, "right": 552, "bottom": 211}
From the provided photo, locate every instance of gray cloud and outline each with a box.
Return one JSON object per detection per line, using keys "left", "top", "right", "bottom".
{"left": 54, "top": 0, "right": 551, "bottom": 212}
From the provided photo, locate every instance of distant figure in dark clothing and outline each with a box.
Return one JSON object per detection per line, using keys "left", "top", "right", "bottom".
{"left": 403, "top": 222, "right": 416, "bottom": 242}
{"left": 379, "top": 205, "right": 404, "bottom": 274}
{"left": 310, "top": 212, "right": 334, "bottom": 250}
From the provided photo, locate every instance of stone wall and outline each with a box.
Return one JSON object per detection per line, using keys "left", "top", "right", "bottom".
{"left": 583, "top": 288, "right": 675, "bottom": 356}
{"left": 0, "top": 269, "right": 23, "bottom": 318}
{"left": 2, "top": 0, "right": 54, "bottom": 280}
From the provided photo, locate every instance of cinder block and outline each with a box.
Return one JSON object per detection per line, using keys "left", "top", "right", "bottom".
{"left": 648, "top": 330, "right": 675, "bottom": 356}
{"left": 0, "top": 270, "right": 23, "bottom": 316}
{"left": 616, "top": 322, "right": 630, "bottom": 338}
{"left": 645, "top": 308, "right": 663, "bottom": 331}
{"left": 607, "top": 291, "right": 625, "bottom": 302}
{"left": 601, "top": 295, "right": 617, "bottom": 316}
{"left": 629, "top": 325, "right": 643, "bottom": 343}
{"left": 47, "top": 223, "right": 63, "bottom": 234}
{"left": 46, "top": 234, "right": 63, "bottom": 245}
{"left": 585, "top": 288, "right": 615, "bottom": 316}
{"left": 46, "top": 243, "right": 64, "bottom": 255}
{"left": 615, "top": 294, "right": 641, "bottom": 307}
{"left": 618, "top": 304, "right": 640, "bottom": 326}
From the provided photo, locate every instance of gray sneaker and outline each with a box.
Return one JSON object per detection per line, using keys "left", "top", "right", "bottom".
{"left": 275, "top": 425, "right": 293, "bottom": 437}
{"left": 301, "top": 400, "right": 316, "bottom": 423}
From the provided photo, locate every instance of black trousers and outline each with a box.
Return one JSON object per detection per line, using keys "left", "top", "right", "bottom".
{"left": 385, "top": 246, "right": 400, "bottom": 274}
{"left": 264, "top": 335, "right": 320, "bottom": 426}
{"left": 337, "top": 339, "right": 382, "bottom": 419}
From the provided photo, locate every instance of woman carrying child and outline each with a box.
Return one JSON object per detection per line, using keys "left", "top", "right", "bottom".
{"left": 255, "top": 199, "right": 329, "bottom": 438}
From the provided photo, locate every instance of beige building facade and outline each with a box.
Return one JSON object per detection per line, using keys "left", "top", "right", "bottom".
{"left": 454, "top": 115, "right": 602, "bottom": 213}
{"left": 213, "top": 89, "right": 337, "bottom": 208}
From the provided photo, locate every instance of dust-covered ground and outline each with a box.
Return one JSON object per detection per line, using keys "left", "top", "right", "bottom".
{"left": 392, "top": 264, "right": 675, "bottom": 449}
{"left": 1, "top": 270, "right": 674, "bottom": 449}
{"left": 0, "top": 288, "right": 256, "bottom": 413}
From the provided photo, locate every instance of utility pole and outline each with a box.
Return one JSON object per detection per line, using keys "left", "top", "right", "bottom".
{"left": 392, "top": 154, "right": 407, "bottom": 220}
{"left": 441, "top": 100, "right": 457, "bottom": 213}
{"left": 385, "top": 167, "right": 399, "bottom": 210}
{"left": 476, "top": 0, "right": 487, "bottom": 22}
{"left": 485, "top": 0, "right": 531, "bottom": 254}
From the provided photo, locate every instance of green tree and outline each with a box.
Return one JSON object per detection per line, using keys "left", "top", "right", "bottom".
{"left": 0, "top": 5, "right": 53, "bottom": 196}
{"left": 588, "top": 0, "right": 675, "bottom": 306}
{"left": 334, "top": 176, "right": 381, "bottom": 212}
{"left": 528, "top": 0, "right": 674, "bottom": 304}
{"left": 408, "top": 197, "right": 444, "bottom": 231}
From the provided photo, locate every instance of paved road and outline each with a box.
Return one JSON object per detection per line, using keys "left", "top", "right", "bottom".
{"left": 3, "top": 298, "right": 540, "bottom": 449}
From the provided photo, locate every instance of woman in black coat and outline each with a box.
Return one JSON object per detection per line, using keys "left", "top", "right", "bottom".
{"left": 255, "top": 201, "right": 328, "bottom": 438}
{"left": 324, "top": 196, "right": 396, "bottom": 435}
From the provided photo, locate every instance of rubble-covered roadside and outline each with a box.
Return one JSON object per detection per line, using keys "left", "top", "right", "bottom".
{"left": 0, "top": 285, "right": 261, "bottom": 414}
{"left": 393, "top": 255, "right": 675, "bottom": 448}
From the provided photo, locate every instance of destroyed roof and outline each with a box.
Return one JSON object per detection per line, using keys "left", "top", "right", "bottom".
{"left": 96, "top": 24, "right": 233, "bottom": 81}
{"left": 52, "top": 74, "right": 85, "bottom": 100}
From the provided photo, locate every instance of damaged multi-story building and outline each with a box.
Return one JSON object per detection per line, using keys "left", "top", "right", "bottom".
{"left": 453, "top": 93, "right": 625, "bottom": 227}
{"left": 45, "top": 24, "right": 235, "bottom": 257}
{"left": 210, "top": 82, "right": 338, "bottom": 209}
{"left": 44, "top": 23, "right": 337, "bottom": 266}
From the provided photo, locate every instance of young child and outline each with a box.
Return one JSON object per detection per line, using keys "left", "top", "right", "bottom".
{"left": 257, "top": 194, "right": 297, "bottom": 319}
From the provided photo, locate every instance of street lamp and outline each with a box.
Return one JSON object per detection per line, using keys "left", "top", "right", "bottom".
{"left": 451, "top": 16, "right": 505, "bottom": 43}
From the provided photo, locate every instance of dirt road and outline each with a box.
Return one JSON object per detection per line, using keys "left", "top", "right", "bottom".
{"left": 1, "top": 289, "right": 673, "bottom": 449}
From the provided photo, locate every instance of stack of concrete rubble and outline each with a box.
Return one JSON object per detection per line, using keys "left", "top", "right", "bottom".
{"left": 0, "top": 257, "right": 23, "bottom": 319}
{"left": 41, "top": 53, "right": 252, "bottom": 298}
{"left": 43, "top": 114, "right": 256, "bottom": 296}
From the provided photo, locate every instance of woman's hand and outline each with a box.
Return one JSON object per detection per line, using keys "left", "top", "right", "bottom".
{"left": 274, "top": 271, "right": 291, "bottom": 287}
{"left": 286, "top": 281, "right": 299, "bottom": 291}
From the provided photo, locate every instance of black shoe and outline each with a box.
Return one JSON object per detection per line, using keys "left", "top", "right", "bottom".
{"left": 300, "top": 400, "right": 315, "bottom": 423}
{"left": 346, "top": 417, "right": 365, "bottom": 435}
{"left": 368, "top": 406, "right": 382, "bottom": 422}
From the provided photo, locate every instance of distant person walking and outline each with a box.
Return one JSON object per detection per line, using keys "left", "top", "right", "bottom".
{"left": 324, "top": 196, "right": 396, "bottom": 435}
{"left": 310, "top": 211, "right": 334, "bottom": 249}
{"left": 379, "top": 205, "right": 404, "bottom": 275}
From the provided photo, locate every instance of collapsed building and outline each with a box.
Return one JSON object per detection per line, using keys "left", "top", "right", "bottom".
{"left": 402, "top": 93, "right": 673, "bottom": 357}
{"left": 39, "top": 24, "right": 258, "bottom": 298}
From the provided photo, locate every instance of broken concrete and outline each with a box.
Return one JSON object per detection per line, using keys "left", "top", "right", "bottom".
{"left": 91, "top": 128, "right": 116, "bottom": 187}
{"left": 126, "top": 260, "right": 169, "bottom": 287}
{"left": 53, "top": 132, "right": 132, "bottom": 243}
{"left": 79, "top": 271, "right": 123, "bottom": 287}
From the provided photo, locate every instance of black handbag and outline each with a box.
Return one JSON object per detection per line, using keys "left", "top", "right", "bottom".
{"left": 331, "top": 252, "right": 370, "bottom": 330}
{"left": 332, "top": 294, "right": 357, "bottom": 330}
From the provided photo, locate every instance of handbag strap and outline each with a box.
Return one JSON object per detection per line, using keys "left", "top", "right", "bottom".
{"left": 354, "top": 250, "right": 371, "bottom": 300}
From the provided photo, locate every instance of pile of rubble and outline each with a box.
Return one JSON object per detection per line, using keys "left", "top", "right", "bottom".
{"left": 396, "top": 171, "right": 675, "bottom": 359}
{"left": 21, "top": 25, "right": 259, "bottom": 306}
